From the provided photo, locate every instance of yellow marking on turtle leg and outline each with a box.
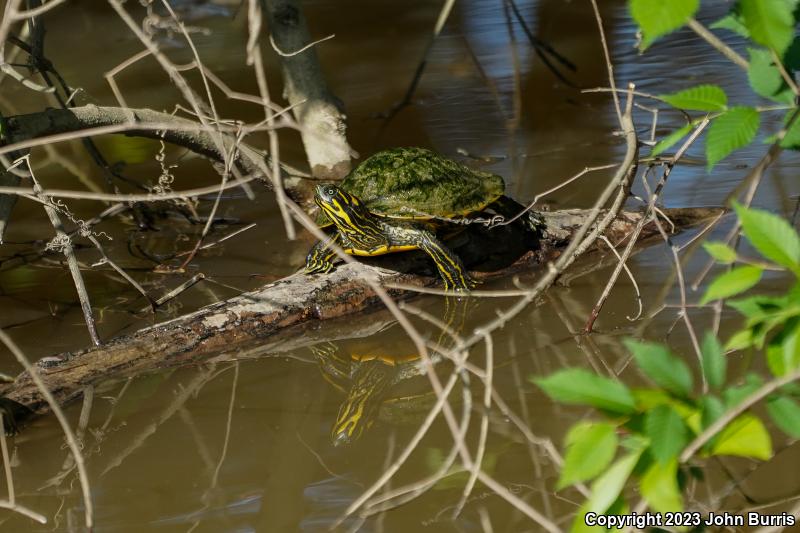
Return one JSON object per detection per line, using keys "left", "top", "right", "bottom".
{"left": 420, "top": 234, "right": 473, "bottom": 290}
{"left": 305, "top": 234, "right": 341, "bottom": 273}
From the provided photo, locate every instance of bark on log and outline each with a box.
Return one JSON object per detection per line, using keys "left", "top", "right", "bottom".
{"left": 0, "top": 206, "right": 721, "bottom": 414}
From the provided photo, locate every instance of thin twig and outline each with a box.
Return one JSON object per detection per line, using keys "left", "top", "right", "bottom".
{"left": 584, "top": 118, "right": 709, "bottom": 332}
{"left": 686, "top": 18, "right": 748, "bottom": 70}
{"left": 269, "top": 32, "right": 335, "bottom": 57}
{"left": 452, "top": 331, "right": 494, "bottom": 517}
{"left": 589, "top": 0, "right": 621, "bottom": 127}
{"left": 681, "top": 370, "right": 800, "bottom": 462}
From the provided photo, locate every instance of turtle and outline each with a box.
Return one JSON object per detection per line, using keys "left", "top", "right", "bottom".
{"left": 304, "top": 147, "right": 541, "bottom": 291}
{"left": 312, "top": 341, "right": 438, "bottom": 446}
{"left": 311, "top": 298, "right": 471, "bottom": 446}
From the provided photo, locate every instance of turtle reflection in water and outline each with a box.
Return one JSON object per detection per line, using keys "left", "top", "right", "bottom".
{"left": 312, "top": 299, "right": 470, "bottom": 446}
{"left": 305, "top": 147, "right": 542, "bottom": 291}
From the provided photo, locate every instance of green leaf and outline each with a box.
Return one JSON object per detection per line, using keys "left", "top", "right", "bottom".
{"left": 701, "top": 396, "right": 726, "bottom": 451}
{"left": 625, "top": 340, "right": 694, "bottom": 397}
{"left": 660, "top": 84, "right": 727, "bottom": 111}
{"left": 640, "top": 459, "right": 683, "bottom": 513}
{"left": 740, "top": 0, "right": 795, "bottom": 55}
{"left": 651, "top": 123, "right": 694, "bottom": 156}
{"left": 629, "top": 0, "right": 699, "bottom": 49}
{"left": 701, "top": 331, "right": 727, "bottom": 389}
{"left": 645, "top": 405, "right": 689, "bottom": 463}
{"left": 711, "top": 413, "right": 773, "bottom": 460}
{"left": 726, "top": 328, "right": 755, "bottom": 351}
{"left": 767, "top": 319, "right": 800, "bottom": 376}
{"left": 723, "top": 374, "right": 765, "bottom": 409}
{"left": 705, "top": 106, "right": 760, "bottom": 170}
{"left": 748, "top": 48, "right": 794, "bottom": 104}
{"left": 734, "top": 202, "right": 800, "bottom": 272}
{"left": 558, "top": 422, "right": 619, "bottom": 489}
{"left": 701, "top": 395, "right": 726, "bottom": 428}
{"left": 780, "top": 110, "right": 800, "bottom": 149}
{"left": 767, "top": 395, "right": 800, "bottom": 438}
{"left": 632, "top": 388, "right": 673, "bottom": 410}
{"left": 584, "top": 449, "right": 643, "bottom": 515}
{"left": 533, "top": 369, "right": 636, "bottom": 414}
{"left": 703, "top": 241, "right": 737, "bottom": 264}
{"left": 710, "top": 10, "right": 749, "bottom": 38}
{"left": 700, "top": 265, "right": 764, "bottom": 304}
{"left": 728, "top": 293, "right": 793, "bottom": 323}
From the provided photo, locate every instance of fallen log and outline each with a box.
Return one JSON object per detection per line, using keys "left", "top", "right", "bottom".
{"left": 1, "top": 206, "right": 722, "bottom": 413}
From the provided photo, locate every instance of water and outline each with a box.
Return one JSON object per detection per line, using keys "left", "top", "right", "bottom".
{"left": 0, "top": 0, "right": 798, "bottom": 531}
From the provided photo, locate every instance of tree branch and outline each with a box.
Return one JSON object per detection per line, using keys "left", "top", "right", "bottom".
{"left": 2, "top": 104, "right": 310, "bottom": 185}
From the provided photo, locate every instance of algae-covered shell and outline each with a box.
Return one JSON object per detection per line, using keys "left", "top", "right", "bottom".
{"left": 316, "top": 147, "right": 505, "bottom": 227}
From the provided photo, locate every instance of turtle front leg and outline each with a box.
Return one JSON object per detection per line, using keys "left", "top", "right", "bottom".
{"left": 391, "top": 227, "right": 475, "bottom": 291}
{"left": 305, "top": 233, "right": 341, "bottom": 274}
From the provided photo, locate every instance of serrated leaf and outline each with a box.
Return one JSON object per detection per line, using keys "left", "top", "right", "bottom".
{"left": 629, "top": 0, "right": 699, "bottom": 49}
{"left": 651, "top": 123, "right": 694, "bottom": 156}
{"left": 706, "top": 106, "right": 760, "bottom": 170}
{"left": 733, "top": 202, "right": 800, "bottom": 273}
{"left": 640, "top": 459, "right": 683, "bottom": 513}
{"left": 748, "top": 48, "right": 794, "bottom": 104}
{"left": 645, "top": 405, "right": 689, "bottom": 463}
{"left": 660, "top": 84, "right": 727, "bottom": 111}
{"left": 625, "top": 339, "right": 694, "bottom": 397}
{"left": 710, "top": 10, "right": 749, "bottom": 38}
{"left": 584, "top": 449, "right": 643, "bottom": 515}
{"left": 558, "top": 422, "right": 619, "bottom": 489}
{"left": 701, "top": 331, "right": 727, "bottom": 389}
{"left": 701, "top": 265, "right": 764, "bottom": 304}
{"left": 740, "top": 0, "right": 795, "bottom": 55}
{"left": 533, "top": 369, "right": 636, "bottom": 414}
{"left": 767, "top": 395, "right": 800, "bottom": 438}
{"left": 703, "top": 241, "right": 737, "bottom": 264}
{"left": 711, "top": 413, "right": 772, "bottom": 460}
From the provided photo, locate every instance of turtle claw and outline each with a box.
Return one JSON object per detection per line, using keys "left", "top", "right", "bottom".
{"left": 444, "top": 275, "right": 478, "bottom": 293}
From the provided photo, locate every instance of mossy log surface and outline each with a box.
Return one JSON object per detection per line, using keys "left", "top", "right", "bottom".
{"left": 0, "top": 207, "right": 722, "bottom": 414}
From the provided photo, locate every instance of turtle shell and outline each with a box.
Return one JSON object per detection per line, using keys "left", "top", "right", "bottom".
{"left": 316, "top": 147, "right": 505, "bottom": 227}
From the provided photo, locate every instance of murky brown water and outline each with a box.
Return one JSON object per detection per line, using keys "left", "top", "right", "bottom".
{"left": 1, "top": 0, "right": 799, "bottom": 531}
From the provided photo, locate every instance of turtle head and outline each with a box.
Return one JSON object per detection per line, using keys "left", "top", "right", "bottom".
{"left": 314, "top": 184, "right": 368, "bottom": 224}
{"left": 314, "top": 184, "right": 383, "bottom": 246}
